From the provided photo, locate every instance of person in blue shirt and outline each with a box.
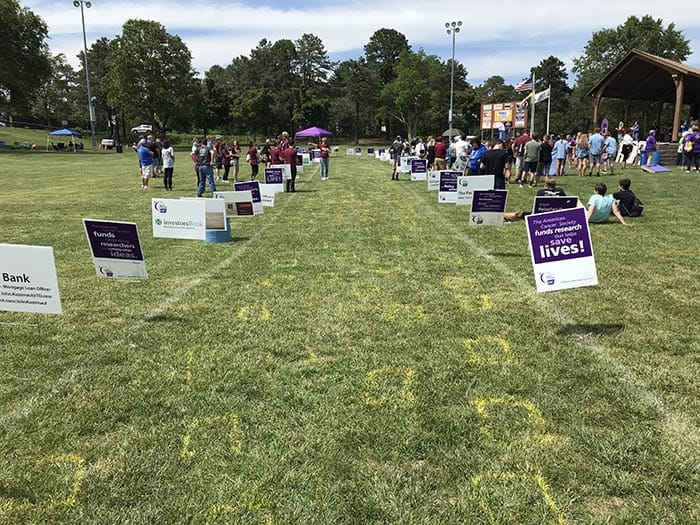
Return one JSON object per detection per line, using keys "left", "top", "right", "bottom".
{"left": 467, "top": 138, "right": 487, "bottom": 175}
{"left": 603, "top": 132, "right": 618, "bottom": 175}
{"left": 138, "top": 139, "right": 154, "bottom": 189}
{"left": 553, "top": 135, "right": 568, "bottom": 176}
{"left": 585, "top": 183, "right": 629, "bottom": 226}
{"left": 588, "top": 127, "right": 605, "bottom": 176}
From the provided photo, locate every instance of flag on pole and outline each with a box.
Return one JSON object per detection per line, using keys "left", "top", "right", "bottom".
{"left": 514, "top": 75, "right": 533, "bottom": 93}
{"left": 532, "top": 87, "right": 551, "bottom": 104}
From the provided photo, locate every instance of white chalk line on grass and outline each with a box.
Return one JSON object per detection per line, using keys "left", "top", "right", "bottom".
{"left": 408, "top": 184, "right": 699, "bottom": 458}
{"left": 0, "top": 170, "right": 312, "bottom": 428}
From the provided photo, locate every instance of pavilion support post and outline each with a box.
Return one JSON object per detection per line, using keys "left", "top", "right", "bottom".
{"left": 624, "top": 98, "right": 632, "bottom": 125}
{"left": 671, "top": 74, "right": 684, "bottom": 142}
{"left": 593, "top": 92, "right": 602, "bottom": 127}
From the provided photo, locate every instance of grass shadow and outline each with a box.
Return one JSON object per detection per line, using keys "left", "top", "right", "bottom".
{"left": 558, "top": 323, "right": 625, "bottom": 336}
{"left": 143, "top": 314, "right": 184, "bottom": 323}
{"left": 490, "top": 252, "right": 526, "bottom": 258}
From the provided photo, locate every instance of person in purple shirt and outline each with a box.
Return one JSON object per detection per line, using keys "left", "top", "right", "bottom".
{"left": 644, "top": 130, "right": 657, "bottom": 165}
{"left": 682, "top": 125, "right": 700, "bottom": 172}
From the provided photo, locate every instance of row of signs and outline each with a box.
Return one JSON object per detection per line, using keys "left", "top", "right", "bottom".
{"left": 374, "top": 154, "right": 598, "bottom": 293}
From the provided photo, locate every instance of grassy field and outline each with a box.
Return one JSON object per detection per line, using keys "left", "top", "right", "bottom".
{"left": 0, "top": 146, "right": 698, "bottom": 524}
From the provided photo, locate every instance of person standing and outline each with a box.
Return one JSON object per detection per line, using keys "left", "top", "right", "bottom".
{"left": 426, "top": 135, "right": 436, "bottom": 170}
{"left": 576, "top": 133, "right": 590, "bottom": 177}
{"left": 138, "top": 139, "right": 155, "bottom": 189}
{"left": 644, "top": 130, "right": 657, "bottom": 165}
{"left": 309, "top": 137, "right": 331, "bottom": 180}
{"left": 682, "top": 124, "right": 700, "bottom": 172}
{"left": 220, "top": 142, "right": 231, "bottom": 182}
{"left": 270, "top": 140, "right": 281, "bottom": 167}
{"left": 620, "top": 130, "right": 635, "bottom": 169}
{"left": 390, "top": 136, "right": 404, "bottom": 180}
{"left": 603, "top": 132, "right": 618, "bottom": 175}
{"left": 248, "top": 140, "right": 259, "bottom": 180}
{"left": 479, "top": 139, "right": 507, "bottom": 189}
{"left": 536, "top": 134, "right": 552, "bottom": 185}
{"left": 196, "top": 140, "right": 217, "bottom": 197}
{"left": 467, "top": 138, "right": 487, "bottom": 175}
{"left": 283, "top": 139, "right": 298, "bottom": 192}
{"left": 588, "top": 127, "right": 604, "bottom": 177}
{"left": 161, "top": 139, "right": 174, "bottom": 191}
{"left": 632, "top": 121, "right": 640, "bottom": 141}
{"left": 434, "top": 136, "right": 447, "bottom": 170}
{"left": 230, "top": 139, "right": 241, "bottom": 183}
{"left": 523, "top": 134, "right": 541, "bottom": 187}
{"left": 553, "top": 134, "right": 568, "bottom": 176}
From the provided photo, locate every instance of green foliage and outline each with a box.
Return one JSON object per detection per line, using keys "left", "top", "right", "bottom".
{"left": 532, "top": 56, "right": 570, "bottom": 135}
{"left": 0, "top": 0, "right": 52, "bottom": 114}
{"left": 364, "top": 28, "right": 411, "bottom": 85}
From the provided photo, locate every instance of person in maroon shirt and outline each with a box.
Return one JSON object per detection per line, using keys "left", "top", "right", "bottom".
{"left": 283, "top": 140, "right": 298, "bottom": 192}
{"left": 434, "top": 136, "right": 447, "bottom": 170}
{"left": 248, "top": 141, "right": 259, "bottom": 180}
{"left": 270, "top": 140, "right": 280, "bottom": 167}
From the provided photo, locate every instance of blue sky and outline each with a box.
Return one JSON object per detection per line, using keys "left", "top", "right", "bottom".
{"left": 24, "top": 0, "right": 700, "bottom": 87}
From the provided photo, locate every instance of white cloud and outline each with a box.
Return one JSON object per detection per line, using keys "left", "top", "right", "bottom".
{"left": 24, "top": 0, "right": 700, "bottom": 81}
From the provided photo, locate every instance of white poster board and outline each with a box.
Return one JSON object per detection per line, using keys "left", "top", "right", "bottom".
{"left": 83, "top": 219, "right": 148, "bottom": 279}
{"left": 438, "top": 171, "right": 461, "bottom": 203}
{"left": 213, "top": 191, "right": 255, "bottom": 217}
{"left": 180, "top": 198, "right": 227, "bottom": 230}
{"left": 410, "top": 159, "right": 428, "bottom": 181}
{"left": 427, "top": 171, "right": 440, "bottom": 191}
{"left": 269, "top": 163, "right": 292, "bottom": 180}
{"left": 152, "top": 199, "right": 206, "bottom": 240}
{"left": 470, "top": 190, "right": 508, "bottom": 226}
{"left": 0, "top": 244, "right": 62, "bottom": 314}
{"left": 456, "top": 175, "right": 495, "bottom": 206}
{"left": 259, "top": 184, "right": 276, "bottom": 207}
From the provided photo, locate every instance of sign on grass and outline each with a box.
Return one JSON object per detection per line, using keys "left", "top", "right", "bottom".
{"left": 152, "top": 199, "right": 206, "bottom": 240}
{"left": 83, "top": 219, "right": 147, "bottom": 279}
{"left": 233, "top": 181, "right": 264, "bottom": 215}
{"left": 0, "top": 244, "right": 62, "bottom": 314}
{"left": 259, "top": 184, "right": 276, "bottom": 207}
{"left": 269, "top": 164, "right": 292, "bottom": 180}
{"left": 410, "top": 159, "right": 428, "bottom": 181}
{"left": 213, "top": 191, "right": 255, "bottom": 217}
{"left": 470, "top": 190, "right": 508, "bottom": 226}
{"left": 532, "top": 196, "right": 579, "bottom": 214}
{"left": 438, "top": 171, "right": 461, "bottom": 203}
{"left": 526, "top": 206, "right": 597, "bottom": 292}
{"left": 456, "top": 175, "right": 495, "bottom": 206}
{"left": 264, "top": 167, "right": 285, "bottom": 194}
{"left": 180, "top": 198, "right": 227, "bottom": 230}
{"left": 427, "top": 171, "right": 440, "bottom": 191}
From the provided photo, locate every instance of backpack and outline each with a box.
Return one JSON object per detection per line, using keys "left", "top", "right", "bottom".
{"left": 684, "top": 139, "right": 693, "bottom": 152}
{"left": 629, "top": 197, "right": 644, "bottom": 217}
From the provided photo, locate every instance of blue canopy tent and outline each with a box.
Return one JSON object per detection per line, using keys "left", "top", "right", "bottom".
{"left": 47, "top": 128, "right": 83, "bottom": 151}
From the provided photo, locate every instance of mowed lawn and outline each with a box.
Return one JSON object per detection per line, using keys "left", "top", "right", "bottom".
{"left": 0, "top": 147, "right": 698, "bottom": 524}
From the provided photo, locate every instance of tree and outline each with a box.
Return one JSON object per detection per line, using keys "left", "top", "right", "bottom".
{"left": 0, "top": 0, "right": 52, "bottom": 115}
{"left": 32, "top": 54, "right": 79, "bottom": 128}
{"left": 106, "top": 19, "right": 198, "bottom": 133}
{"left": 76, "top": 38, "right": 116, "bottom": 134}
{"left": 331, "top": 58, "right": 380, "bottom": 143}
{"left": 364, "top": 28, "right": 410, "bottom": 85}
{"left": 476, "top": 76, "right": 515, "bottom": 103}
{"left": 531, "top": 56, "right": 570, "bottom": 135}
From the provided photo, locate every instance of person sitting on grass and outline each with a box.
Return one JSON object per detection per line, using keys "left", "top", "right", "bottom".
{"left": 585, "top": 182, "right": 630, "bottom": 226}
{"left": 536, "top": 176, "right": 566, "bottom": 197}
{"left": 613, "top": 178, "right": 643, "bottom": 217}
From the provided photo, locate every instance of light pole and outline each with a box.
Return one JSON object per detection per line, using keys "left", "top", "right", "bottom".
{"left": 74, "top": 0, "right": 97, "bottom": 153}
{"left": 445, "top": 21, "right": 462, "bottom": 134}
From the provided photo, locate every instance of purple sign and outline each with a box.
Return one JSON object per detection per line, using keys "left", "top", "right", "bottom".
{"left": 234, "top": 181, "right": 261, "bottom": 203}
{"left": 296, "top": 154, "right": 303, "bottom": 166}
{"left": 439, "top": 171, "right": 460, "bottom": 192}
{"left": 526, "top": 207, "right": 593, "bottom": 265}
{"left": 84, "top": 219, "right": 143, "bottom": 260}
{"left": 472, "top": 190, "right": 508, "bottom": 213}
{"left": 533, "top": 196, "right": 579, "bottom": 214}
{"left": 411, "top": 159, "right": 427, "bottom": 174}
{"left": 368, "top": 148, "right": 375, "bottom": 154}
{"left": 265, "top": 167, "right": 283, "bottom": 184}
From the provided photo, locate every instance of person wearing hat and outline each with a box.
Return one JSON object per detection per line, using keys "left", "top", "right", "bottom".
{"left": 390, "top": 135, "right": 404, "bottom": 180}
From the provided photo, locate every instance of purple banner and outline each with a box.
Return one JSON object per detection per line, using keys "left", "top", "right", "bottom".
{"left": 265, "top": 167, "right": 283, "bottom": 184}
{"left": 234, "top": 181, "right": 261, "bottom": 203}
{"left": 526, "top": 207, "right": 593, "bottom": 264}
{"left": 411, "top": 159, "right": 428, "bottom": 174}
{"left": 471, "top": 190, "right": 508, "bottom": 213}
{"left": 368, "top": 148, "right": 375, "bottom": 154}
{"left": 84, "top": 219, "right": 144, "bottom": 261}
{"left": 533, "top": 196, "right": 578, "bottom": 214}
{"left": 439, "top": 171, "right": 460, "bottom": 192}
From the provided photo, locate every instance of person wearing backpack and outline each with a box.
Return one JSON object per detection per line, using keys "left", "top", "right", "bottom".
{"left": 682, "top": 125, "right": 700, "bottom": 173}
{"left": 613, "top": 178, "right": 643, "bottom": 217}
{"left": 196, "top": 140, "right": 217, "bottom": 197}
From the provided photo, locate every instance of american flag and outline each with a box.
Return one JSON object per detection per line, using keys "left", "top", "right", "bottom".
{"left": 514, "top": 75, "right": 533, "bottom": 93}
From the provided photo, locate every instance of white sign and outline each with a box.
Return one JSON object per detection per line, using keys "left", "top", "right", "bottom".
{"left": 180, "top": 198, "right": 227, "bottom": 230}
{"left": 410, "top": 159, "right": 428, "bottom": 181}
{"left": 259, "top": 184, "right": 276, "bottom": 207}
{"left": 438, "top": 171, "right": 461, "bottom": 203}
{"left": 152, "top": 198, "right": 206, "bottom": 240}
{"left": 526, "top": 207, "right": 598, "bottom": 292}
{"left": 269, "top": 163, "right": 292, "bottom": 180}
{"left": 346, "top": 148, "right": 354, "bottom": 155}
{"left": 470, "top": 190, "right": 508, "bottom": 227}
{"left": 398, "top": 156, "right": 412, "bottom": 173}
{"left": 456, "top": 175, "right": 495, "bottom": 206}
{"left": 83, "top": 219, "right": 148, "bottom": 280}
{"left": 213, "top": 191, "right": 255, "bottom": 217}
{"left": 0, "top": 244, "right": 62, "bottom": 314}
{"left": 427, "top": 171, "right": 440, "bottom": 191}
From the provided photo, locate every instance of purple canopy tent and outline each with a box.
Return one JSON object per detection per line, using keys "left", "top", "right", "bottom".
{"left": 294, "top": 126, "right": 334, "bottom": 138}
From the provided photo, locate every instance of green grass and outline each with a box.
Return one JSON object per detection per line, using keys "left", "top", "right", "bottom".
{"left": 0, "top": 147, "right": 699, "bottom": 524}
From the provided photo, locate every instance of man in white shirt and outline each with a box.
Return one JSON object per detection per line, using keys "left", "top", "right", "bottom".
{"left": 620, "top": 131, "right": 635, "bottom": 169}
{"left": 453, "top": 135, "right": 470, "bottom": 172}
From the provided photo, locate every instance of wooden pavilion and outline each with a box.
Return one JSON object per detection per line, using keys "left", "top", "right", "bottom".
{"left": 588, "top": 49, "right": 700, "bottom": 142}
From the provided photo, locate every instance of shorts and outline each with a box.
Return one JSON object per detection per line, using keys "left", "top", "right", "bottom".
{"left": 524, "top": 161, "right": 538, "bottom": 173}
{"left": 231, "top": 159, "right": 239, "bottom": 166}
{"left": 589, "top": 153, "right": 602, "bottom": 164}
{"left": 215, "top": 160, "right": 223, "bottom": 169}
{"left": 142, "top": 164, "right": 154, "bottom": 178}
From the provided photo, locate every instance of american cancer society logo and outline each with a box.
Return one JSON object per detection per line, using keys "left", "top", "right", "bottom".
{"left": 459, "top": 178, "right": 469, "bottom": 187}
{"left": 99, "top": 266, "right": 114, "bottom": 277}
{"left": 472, "top": 215, "right": 484, "bottom": 225}
{"left": 539, "top": 272, "right": 556, "bottom": 286}
{"left": 154, "top": 201, "right": 168, "bottom": 213}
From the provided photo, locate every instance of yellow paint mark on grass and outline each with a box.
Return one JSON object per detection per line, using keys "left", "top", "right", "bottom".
{"left": 208, "top": 502, "right": 273, "bottom": 524}
{"left": 470, "top": 472, "right": 568, "bottom": 525}
{"left": 470, "top": 397, "right": 553, "bottom": 444}
{"left": 0, "top": 454, "right": 86, "bottom": 514}
{"left": 237, "top": 305, "right": 271, "bottom": 322}
{"left": 181, "top": 414, "right": 243, "bottom": 459}
{"left": 463, "top": 336, "right": 517, "bottom": 365}
{"left": 454, "top": 293, "right": 493, "bottom": 311}
{"left": 364, "top": 368, "right": 416, "bottom": 408}
{"left": 351, "top": 283, "right": 381, "bottom": 300}
{"left": 442, "top": 276, "right": 477, "bottom": 291}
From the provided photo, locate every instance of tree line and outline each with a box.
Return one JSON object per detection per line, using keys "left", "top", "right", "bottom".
{"left": 0, "top": 0, "right": 691, "bottom": 142}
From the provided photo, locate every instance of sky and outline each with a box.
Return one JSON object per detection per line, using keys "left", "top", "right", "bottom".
{"left": 23, "top": 0, "right": 700, "bottom": 87}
